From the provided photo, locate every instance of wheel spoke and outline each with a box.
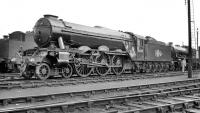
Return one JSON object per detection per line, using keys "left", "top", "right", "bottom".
{"left": 62, "top": 63, "right": 73, "bottom": 78}
{"left": 21, "top": 65, "right": 34, "bottom": 79}
{"left": 112, "top": 55, "right": 124, "bottom": 75}
{"left": 75, "top": 55, "right": 93, "bottom": 77}
{"left": 36, "top": 63, "right": 50, "bottom": 80}
{"left": 95, "top": 53, "right": 110, "bottom": 76}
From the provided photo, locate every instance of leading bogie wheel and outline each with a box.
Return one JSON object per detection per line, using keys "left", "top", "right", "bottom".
{"left": 62, "top": 63, "right": 73, "bottom": 78}
{"left": 111, "top": 55, "right": 124, "bottom": 75}
{"left": 36, "top": 63, "right": 50, "bottom": 80}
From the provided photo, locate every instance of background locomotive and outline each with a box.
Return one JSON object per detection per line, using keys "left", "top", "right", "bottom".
{"left": 19, "top": 15, "right": 199, "bottom": 80}
{"left": 0, "top": 31, "right": 37, "bottom": 73}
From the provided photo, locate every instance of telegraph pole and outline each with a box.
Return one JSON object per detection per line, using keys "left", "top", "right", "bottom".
{"left": 187, "top": 0, "right": 193, "bottom": 78}
{"left": 198, "top": 28, "right": 199, "bottom": 59}
{"left": 198, "top": 28, "right": 199, "bottom": 48}
{"left": 196, "top": 28, "right": 199, "bottom": 69}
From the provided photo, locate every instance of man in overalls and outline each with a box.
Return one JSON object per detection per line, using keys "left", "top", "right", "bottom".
{"left": 181, "top": 58, "right": 186, "bottom": 72}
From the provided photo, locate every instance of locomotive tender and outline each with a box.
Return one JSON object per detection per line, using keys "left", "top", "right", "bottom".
{"left": 20, "top": 15, "right": 174, "bottom": 80}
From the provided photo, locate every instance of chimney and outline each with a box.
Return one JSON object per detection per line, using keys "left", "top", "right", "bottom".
{"left": 44, "top": 14, "right": 58, "bottom": 19}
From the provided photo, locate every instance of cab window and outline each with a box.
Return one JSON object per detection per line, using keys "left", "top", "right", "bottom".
{"left": 137, "top": 39, "right": 144, "bottom": 52}
{"left": 138, "top": 39, "right": 144, "bottom": 47}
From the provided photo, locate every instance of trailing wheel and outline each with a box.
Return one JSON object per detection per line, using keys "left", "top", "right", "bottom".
{"left": 95, "top": 53, "right": 110, "bottom": 76}
{"left": 111, "top": 55, "right": 124, "bottom": 75}
{"left": 74, "top": 55, "right": 93, "bottom": 77}
{"left": 36, "top": 63, "right": 50, "bottom": 80}
{"left": 62, "top": 63, "right": 73, "bottom": 78}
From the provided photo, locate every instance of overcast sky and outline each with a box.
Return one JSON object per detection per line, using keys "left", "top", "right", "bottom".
{"left": 0, "top": 0, "right": 199, "bottom": 46}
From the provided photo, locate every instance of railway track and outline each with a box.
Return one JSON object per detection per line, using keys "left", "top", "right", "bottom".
{"left": 1, "top": 78, "right": 200, "bottom": 113}
{"left": 1, "top": 70, "right": 197, "bottom": 82}
{"left": 0, "top": 71, "right": 196, "bottom": 90}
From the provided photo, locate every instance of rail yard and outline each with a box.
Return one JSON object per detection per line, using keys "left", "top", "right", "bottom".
{"left": 0, "top": 71, "right": 200, "bottom": 113}
{"left": 0, "top": 13, "right": 199, "bottom": 113}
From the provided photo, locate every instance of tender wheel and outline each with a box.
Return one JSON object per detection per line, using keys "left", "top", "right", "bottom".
{"left": 157, "top": 63, "right": 162, "bottom": 72}
{"left": 160, "top": 63, "right": 164, "bottom": 72}
{"left": 151, "top": 63, "right": 156, "bottom": 73}
{"left": 62, "top": 63, "right": 73, "bottom": 78}
{"left": 36, "top": 63, "right": 50, "bottom": 80}
{"left": 146, "top": 63, "right": 151, "bottom": 73}
{"left": 111, "top": 55, "right": 124, "bottom": 75}
{"left": 155, "top": 63, "right": 159, "bottom": 72}
{"left": 74, "top": 55, "right": 93, "bottom": 77}
{"left": 95, "top": 53, "right": 110, "bottom": 76}
{"left": 135, "top": 64, "right": 140, "bottom": 73}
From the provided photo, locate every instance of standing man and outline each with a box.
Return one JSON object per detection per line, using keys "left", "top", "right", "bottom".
{"left": 18, "top": 46, "right": 24, "bottom": 56}
{"left": 181, "top": 58, "right": 186, "bottom": 72}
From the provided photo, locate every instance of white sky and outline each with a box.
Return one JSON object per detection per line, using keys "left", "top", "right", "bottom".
{"left": 0, "top": 0, "right": 199, "bottom": 46}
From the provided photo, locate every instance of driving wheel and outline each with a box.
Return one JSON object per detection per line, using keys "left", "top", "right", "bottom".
{"left": 95, "top": 53, "right": 110, "bottom": 76}
{"left": 74, "top": 55, "right": 93, "bottom": 77}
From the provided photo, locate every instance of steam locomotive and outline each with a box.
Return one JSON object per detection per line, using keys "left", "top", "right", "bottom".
{"left": 19, "top": 15, "right": 196, "bottom": 80}
{"left": 0, "top": 31, "right": 37, "bottom": 73}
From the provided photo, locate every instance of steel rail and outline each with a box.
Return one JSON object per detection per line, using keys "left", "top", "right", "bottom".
{"left": 1, "top": 78, "right": 200, "bottom": 112}
{"left": 0, "top": 71, "right": 197, "bottom": 90}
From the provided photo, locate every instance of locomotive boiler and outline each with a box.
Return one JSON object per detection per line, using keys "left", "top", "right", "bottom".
{"left": 20, "top": 15, "right": 173, "bottom": 80}
{"left": 34, "top": 15, "right": 134, "bottom": 51}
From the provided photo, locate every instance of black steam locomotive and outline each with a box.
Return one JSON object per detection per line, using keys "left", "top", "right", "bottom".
{"left": 0, "top": 31, "right": 37, "bottom": 73}
{"left": 19, "top": 15, "right": 195, "bottom": 80}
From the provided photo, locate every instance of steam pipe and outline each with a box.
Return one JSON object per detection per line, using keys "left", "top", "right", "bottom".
{"left": 58, "top": 37, "right": 65, "bottom": 49}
